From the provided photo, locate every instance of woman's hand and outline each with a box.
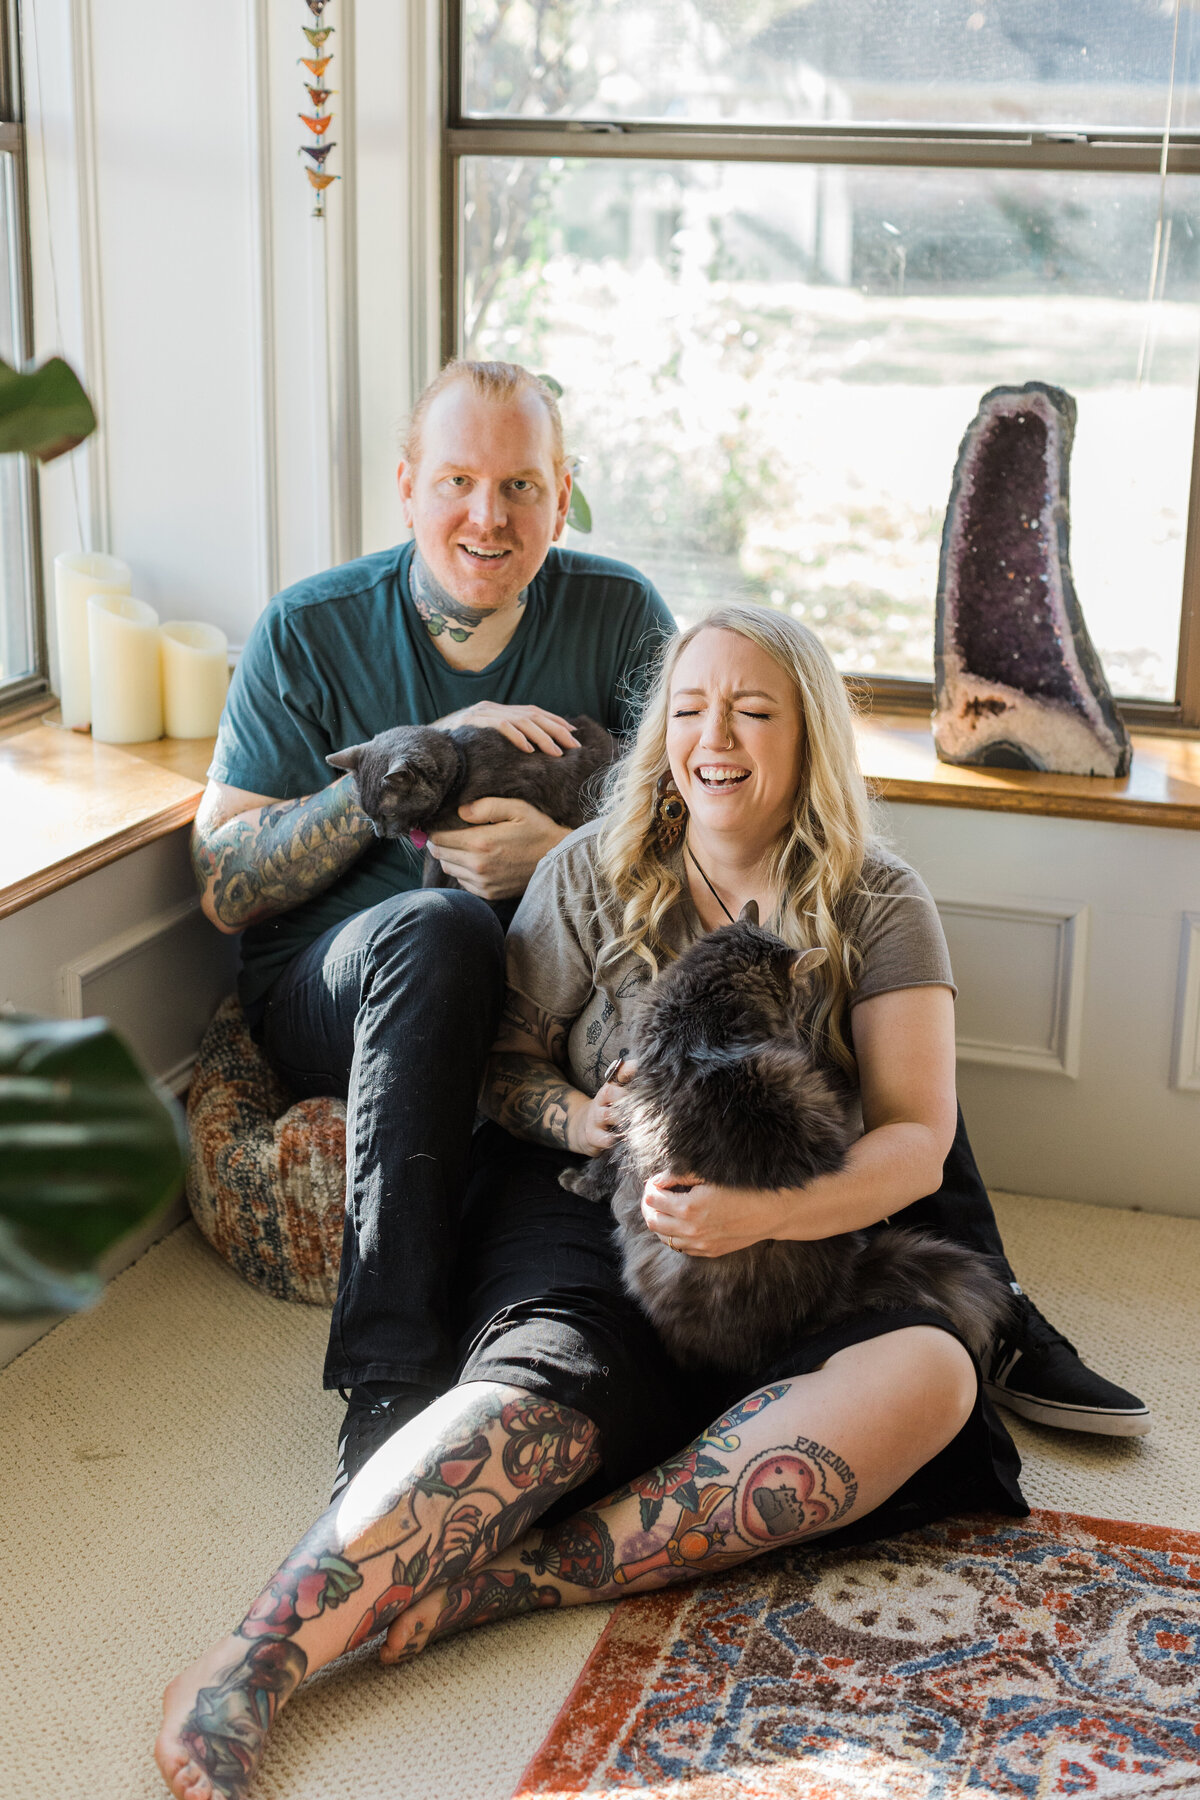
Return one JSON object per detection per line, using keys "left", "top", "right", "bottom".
{"left": 641, "top": 1174, "right": 797, "bottom": 1258}
{"left": 571, "top": 1059, "right": 635, "bottom": 1157}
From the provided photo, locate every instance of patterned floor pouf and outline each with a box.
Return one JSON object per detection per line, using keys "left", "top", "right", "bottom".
{"left": 185, "top": 996, "right": 346, "bottom": 1305}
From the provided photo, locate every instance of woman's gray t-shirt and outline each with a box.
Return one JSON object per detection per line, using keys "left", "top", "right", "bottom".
{"left": 504, "top": 818, "right": 955, "bottom": 1097}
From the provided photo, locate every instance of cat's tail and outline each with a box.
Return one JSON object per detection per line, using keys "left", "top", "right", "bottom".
{"left": 852, "top": 1229, "right": 1013, "bottom": 1361}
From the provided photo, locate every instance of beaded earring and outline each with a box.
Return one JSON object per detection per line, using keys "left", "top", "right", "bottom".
{"left": 654, "top": 770, "right": 687, "bottom": 852}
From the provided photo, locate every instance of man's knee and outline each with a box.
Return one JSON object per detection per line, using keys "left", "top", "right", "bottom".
{"left": 366, "top": 887, "right": 506, "bottom": 991}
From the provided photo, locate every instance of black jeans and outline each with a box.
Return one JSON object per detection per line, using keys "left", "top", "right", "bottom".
{"left": 260, "top": 885, "right": 1014, "bottom": 1394}
{"left": 260, "top": 886, "right": 506, "bottom": 1392}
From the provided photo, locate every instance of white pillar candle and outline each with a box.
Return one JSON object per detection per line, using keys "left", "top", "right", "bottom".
{"left": 88, "top": 594, "right": 163, "bottom": 744}
{"left": 53, "top": 551, "right": 132, "bottom": 729}
{"left": 160, "top": 621, "right": 229, "bottom": 739}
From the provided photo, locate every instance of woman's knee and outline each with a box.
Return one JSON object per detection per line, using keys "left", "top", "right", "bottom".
{"left": 812, "top": 1325, "right": 977, "bottom": 1467}
{"left": 882, "top": 1325, "right": 977, "bottom": 1451}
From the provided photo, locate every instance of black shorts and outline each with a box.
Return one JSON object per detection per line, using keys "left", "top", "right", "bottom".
{"left": 453, "top": 1125, "right": 1027, "bottom": 1546}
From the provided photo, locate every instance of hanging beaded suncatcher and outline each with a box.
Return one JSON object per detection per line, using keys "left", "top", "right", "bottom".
{"left": 299, "top": 0, "right": 338, "bottom": 218}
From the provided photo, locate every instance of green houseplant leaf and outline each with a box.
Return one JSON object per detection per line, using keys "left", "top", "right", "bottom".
{"left": 0, "top": 355, "right": 97, "bottom": 462}
{"left": 0, "top": 1014, "right": 187, "bottom": 1315}
{"left": 537, "top": 373, "right": 593, "bottom": 534}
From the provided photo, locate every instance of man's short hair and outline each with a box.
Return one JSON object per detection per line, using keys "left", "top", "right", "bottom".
{"left": 402, "top": 359, "right": 566, "bottom": 472}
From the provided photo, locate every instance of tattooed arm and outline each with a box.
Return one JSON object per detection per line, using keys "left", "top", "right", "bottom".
{"left": 190, "top": 776, "right": 376, "bottom": 935}
{"left": 481, "top": 987, "right": 627, "bottom": 1155}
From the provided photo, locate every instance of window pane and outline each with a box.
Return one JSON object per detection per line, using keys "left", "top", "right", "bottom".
{"left": 462, "top": 0, "right": 1200, "bottom": 132}
{"left": 462, "top": 157, "right": 1200, "bottom": 698}
{"left": 0, "top": 153, "right": 34, "bottom": 694}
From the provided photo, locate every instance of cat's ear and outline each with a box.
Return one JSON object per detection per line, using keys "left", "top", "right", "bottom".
{"left": 789, "top": 946, "right": 828, "bottom": 983}
{"left": 326, "top": 743, "right": 365, "bottom": 773}
{"left": 737, "top": 900, "right": 760, "bottom": 926}
{"left": 384, "top": 754, "right": 415, "bottom": 789}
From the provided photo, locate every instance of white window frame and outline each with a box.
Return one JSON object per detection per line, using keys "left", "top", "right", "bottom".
{"left": 441, "top": 0, "right": 1200, "bottom": 730}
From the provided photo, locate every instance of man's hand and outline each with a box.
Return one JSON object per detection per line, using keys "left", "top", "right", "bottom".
{"left": 640, "top": 1175, "right": 798, "bottom": 1259}
{"left": 428, "top": 797, "right": 570, "bottom": 900}
{"left": 436, "top": 703, "right": 580, "bottom": 756}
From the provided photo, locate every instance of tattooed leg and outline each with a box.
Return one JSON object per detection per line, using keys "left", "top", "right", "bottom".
{"left": 154, "top": 1383, "right": 599, "bottom": 1799}
{"left": 382, "top": 1326, "right": 976, "bottom": 1664}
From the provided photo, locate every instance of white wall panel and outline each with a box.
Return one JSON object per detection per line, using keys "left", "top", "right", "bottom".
{"left": 58, "top": 895, "right": 234, "bottom": 1092}
{"left": 1174, "top": 912, "right": 1200, "bottom": 1093}
{"left": 885, "top": 803, "right": 1200, "bottom": 1218}
{"left": 84, "top": 1, "right": 261, "bottom": 645}
{"left": 25, "top": 0, "right": 418, "bottom": 658}
{"left": 0, "top": 832, "right": 237, "bottom": 1061}
{"left": 354, "top": 0, "right": 428, "bottom": 556}
{"left": 938, "top": 898, "right": 1088, "bottom": 1077}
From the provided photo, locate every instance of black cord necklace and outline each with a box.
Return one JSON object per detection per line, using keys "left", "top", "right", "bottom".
{"left": 685, "top": 838, "right": 736, "bottom": 925}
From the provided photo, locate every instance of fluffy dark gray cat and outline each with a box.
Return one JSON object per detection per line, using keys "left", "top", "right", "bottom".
{"left": 560, "top": 907, "right": 1011, "bottom": 1371}
{"left": 326, "top": 716, "right": 616, "bottom": 887}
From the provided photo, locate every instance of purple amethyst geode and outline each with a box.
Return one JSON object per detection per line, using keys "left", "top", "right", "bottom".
{"left": 933, "top": 382, "right": 1132, "bottom": 778}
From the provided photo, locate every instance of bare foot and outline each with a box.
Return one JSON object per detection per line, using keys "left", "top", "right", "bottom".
{"left": 155, "top": 1632, "right": 305, "bottom": 1799}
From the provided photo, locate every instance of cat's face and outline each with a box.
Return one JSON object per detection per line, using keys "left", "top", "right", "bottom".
{"left": 326, "top": 728, "right": 454, "bottom": 840}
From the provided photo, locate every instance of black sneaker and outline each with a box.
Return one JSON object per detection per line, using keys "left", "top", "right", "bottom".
{"left": 331, "top": 1385, "right": 441, "bottom": 1502}
{"left": 984, "top": 1288, "right": 1151, "bottom": 1437}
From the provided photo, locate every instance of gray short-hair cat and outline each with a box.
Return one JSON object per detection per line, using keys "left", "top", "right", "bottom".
{"left": 560, "top": 908, "right": 1010, "bottom": 1371}
{"left": 327, "top": 716, "right": 616, "bottom": 887}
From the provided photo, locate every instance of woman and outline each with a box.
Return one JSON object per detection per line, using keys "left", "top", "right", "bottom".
{"left": 156, "top": 605, "right": 1024, "bottom": 1800}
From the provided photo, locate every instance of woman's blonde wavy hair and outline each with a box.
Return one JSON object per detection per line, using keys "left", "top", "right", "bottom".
{"left": 597, "top": 603, "right": 880, "bottom": 1074}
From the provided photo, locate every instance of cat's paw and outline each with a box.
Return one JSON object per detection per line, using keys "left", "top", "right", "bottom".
{"left": 558, "top": 1166, "right": 598, "bottom": 1199}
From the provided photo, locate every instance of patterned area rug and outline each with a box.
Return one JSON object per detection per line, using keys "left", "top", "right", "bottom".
{"left": 515, "top": 1509, "right": 1200, "bottom": 1798}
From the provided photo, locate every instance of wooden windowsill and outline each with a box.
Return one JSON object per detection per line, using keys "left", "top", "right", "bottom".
{"left": 859, "top": 711, "right": 1200, "bottom": 830}
{"left": 1, "top": 708, "right": 1198, "bottom": 922}
{"left": 0, "top": 718, "right": 213, "bottom": 920}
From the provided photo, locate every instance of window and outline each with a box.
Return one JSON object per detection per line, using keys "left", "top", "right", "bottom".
{"left": 446, "top": 0, "right": 1200, "bottom": 727}
{"left": 0, "top": 0, "right": 43, "bottom": 716}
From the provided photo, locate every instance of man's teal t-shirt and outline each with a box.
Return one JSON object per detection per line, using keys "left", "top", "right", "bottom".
{"left": 210, "top": 541, "right": 675, "bottom": 1010}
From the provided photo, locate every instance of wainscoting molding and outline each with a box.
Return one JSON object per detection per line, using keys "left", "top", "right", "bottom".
{"left": 1173, "top": 912, "right": 1200, "bottom": 1093}
{"left": 407, "top": 0, "right": 442, "bottom": 386}
{"left": 68, "top": 0, "right": 109, "bottom": 553}
{"left": 57, "top": 894, "right": 236, "bottom": 1090}
{"left": 935, "top": 897, "right": 1090, "bottom": 1078}
{"left": 244, "top": 0, "right": 279, "bottom": 607}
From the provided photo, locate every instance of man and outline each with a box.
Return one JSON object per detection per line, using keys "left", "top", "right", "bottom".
{"left": 191, "top": 360, "right": 1150, "bottom": 1497}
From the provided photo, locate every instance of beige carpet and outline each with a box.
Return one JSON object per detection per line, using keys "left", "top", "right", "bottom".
{"left": 1, "top": 1192, "right": 1197, "bottom": 1800}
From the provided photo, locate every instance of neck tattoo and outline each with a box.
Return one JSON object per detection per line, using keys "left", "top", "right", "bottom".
{"left": 685, "top": 838, "right": 736, "bottom": 925}
{"left": 408, "top": 550, "right": 486, "bottom": 644}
